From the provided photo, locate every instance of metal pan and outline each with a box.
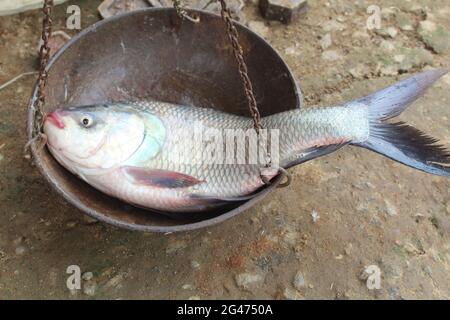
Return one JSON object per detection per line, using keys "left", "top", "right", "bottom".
{"left": 27, "top": 8, "right": 302, "bottom": 232}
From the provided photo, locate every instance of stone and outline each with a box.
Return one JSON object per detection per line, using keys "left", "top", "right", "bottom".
{"left": 82, "top": 272, "right": 94, "bottom": 281}
{"left": 284, "top": 45, "right": 301, "bottom": 56}
{"left": 384, "top": 200, "right": 398, "bottom": 216}
{"left": 235, "top": 273, "right": 264, "bottom": 290}
{"left": 182, "top": 284, "right": 194, "bottom": 290}
{"left": 248, "top": 21, "right": 269, "bottom": 39}
{"left": 15, "top": 245, "right": 27, "bottom": 256}
{"left": 379, "top": 65, "right": 398, "bottom": 76}
{"left": 319, "top": 33, "right": 332, "bottom": 50}
{"left": 386, "top": 27, "right": 398, "bottom": 38}
{"left": 190, "top": 260, "right": 200, "bottom": 269}
{"left": 375, "top": 27, "right": 398, "bottom": 38}
{"left": 344, "top": 243, "right": 353, "bottom": 255}
{"left": 259, "top": 0, "right": 308, "bottom": 25}
{"left": 293, "top": 271, "right": 306, "bottom": 290}
{"left": 311, "top": 210, "right": 320, "bottom": 223}
{"left": 418, "top": 21, "right": 450, "bottom": 54}
{"left": 81, "top": 214, "right": 98, "bottom": 225}
{"left": 66, "top": 220, "right": 77, "bottom": 229}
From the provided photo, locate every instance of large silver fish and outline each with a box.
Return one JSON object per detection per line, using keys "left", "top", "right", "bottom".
{"left": 44, "top": 69, "right": 450, "bottom": 212}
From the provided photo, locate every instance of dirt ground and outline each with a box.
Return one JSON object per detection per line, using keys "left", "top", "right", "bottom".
{"left": 0, "top": 0, "right": 449, "bottom": 299}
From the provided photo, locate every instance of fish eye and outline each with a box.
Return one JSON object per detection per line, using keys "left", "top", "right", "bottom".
{"left": 80, "top": 115, "right": 94, "bottom": 128}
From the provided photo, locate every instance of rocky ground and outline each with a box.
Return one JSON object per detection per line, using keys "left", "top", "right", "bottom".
{"left": 0, "top": 0, "right": 449, "bottom": 299}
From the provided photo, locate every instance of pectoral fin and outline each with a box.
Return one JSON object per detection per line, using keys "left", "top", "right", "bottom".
{"left": 122, "top": 166, "right": 205, "bottom": 188}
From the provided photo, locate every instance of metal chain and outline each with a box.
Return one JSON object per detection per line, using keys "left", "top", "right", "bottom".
{"left": 33, "top": 0, "right": 54, "bottom": 137}
{"left": 218, "top": 0, "right": 262, "bottom": 133}
{"left": 173, "top": 0, "right": 200, "bottom": 23}
{"left": 218, "top": 0, "right": 290, "bottom": 187}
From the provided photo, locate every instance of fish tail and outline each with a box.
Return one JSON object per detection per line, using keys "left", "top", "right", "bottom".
{"left": 353, "top": 69, "right": 450, "bottom": 177}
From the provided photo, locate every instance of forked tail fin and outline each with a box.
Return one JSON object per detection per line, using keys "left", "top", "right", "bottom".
{"left": 353, "top": 69, "right": 450, "bottom": 177}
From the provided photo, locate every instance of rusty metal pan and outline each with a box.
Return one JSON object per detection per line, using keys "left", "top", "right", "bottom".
{"left": 27, "top": 8, "right": 302, "bottom": 232}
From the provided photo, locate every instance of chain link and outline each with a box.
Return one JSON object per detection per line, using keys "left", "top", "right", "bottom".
{"left": 173, "top": 0, "right": 200, "bottom": 23}
{"left": 33, "top": 0, "right": 54, "bottom": 138}
{"left": 218, "top": 1, "right": 290, "bottom": 187}
{"left": 218, "top": 0, "right": 262, "bottom": 133}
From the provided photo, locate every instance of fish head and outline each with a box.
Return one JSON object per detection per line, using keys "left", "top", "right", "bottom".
{"left": 44, "top": 104, "right": 146, "bottom": 171}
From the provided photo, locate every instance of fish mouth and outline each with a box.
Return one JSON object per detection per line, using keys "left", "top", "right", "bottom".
{"left": 45, "top": 111, "right": 65, "bottom": 129}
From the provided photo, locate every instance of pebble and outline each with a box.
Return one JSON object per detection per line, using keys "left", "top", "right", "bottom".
{"left": 311, "top": 210, "right": 320, "bottom": 223}
{"left": 321, "top": 50, "right": 342, "bottom": 61}
{"left": 418, "top": 21, "right": 450, "bottom": 54}
{"left": 235, "top": 273, "right": 264, "bottom": 290}
{"left": 82, "top": 272, "right": 94, "bottom": 281}
{"left": 284, "top": 45, "right": 301, "bottom": 57}
{"left": 375, "top": 27, "right": 398, "bottom": 39}
{"left": 15, "top": 245, "right": 27, "bottom": 256}
{"left": 190, "top": 260, "right": 200, "bottom": 269}
{"left": 384, "top": 200, "right": 398, "bottom": 216}
{"left": 247, "top": 21, "right": 269, "bottom": 39}
{"left": 386, "top": 27, "right": 398, "bottom": 38}
{"left": 319, "top": 33, "right": 332, "bottom": 50}
{"left": 81, "top": 215, "right": 98, "bottom": 225}
{"left": 379, "top": 65, "right": 399, "bottom": 76}
{"left": 293, "top": 271, "right": 306, "bottom": 290}
{"left": 403, "top": 242, "right": 424, "bottom": 256}
{"left": 259, "top": 0, "right": 308, "bottom": 24}
{"left": 66, "top": 220, "right": 77, "bottom": 229}
{"left": 344, "top": 243, "right": 353, "bottom": 255}
{"left": 182, "top": 284, "right": 194, "bottom": 290}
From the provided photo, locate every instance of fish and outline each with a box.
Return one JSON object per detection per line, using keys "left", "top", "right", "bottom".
{"left": 43, "top": 69, "right": 450, "bottom": 213}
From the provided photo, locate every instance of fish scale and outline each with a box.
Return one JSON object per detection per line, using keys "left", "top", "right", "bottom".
{"left": 130, "top": 100, "right": 369, "bottom": 199}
